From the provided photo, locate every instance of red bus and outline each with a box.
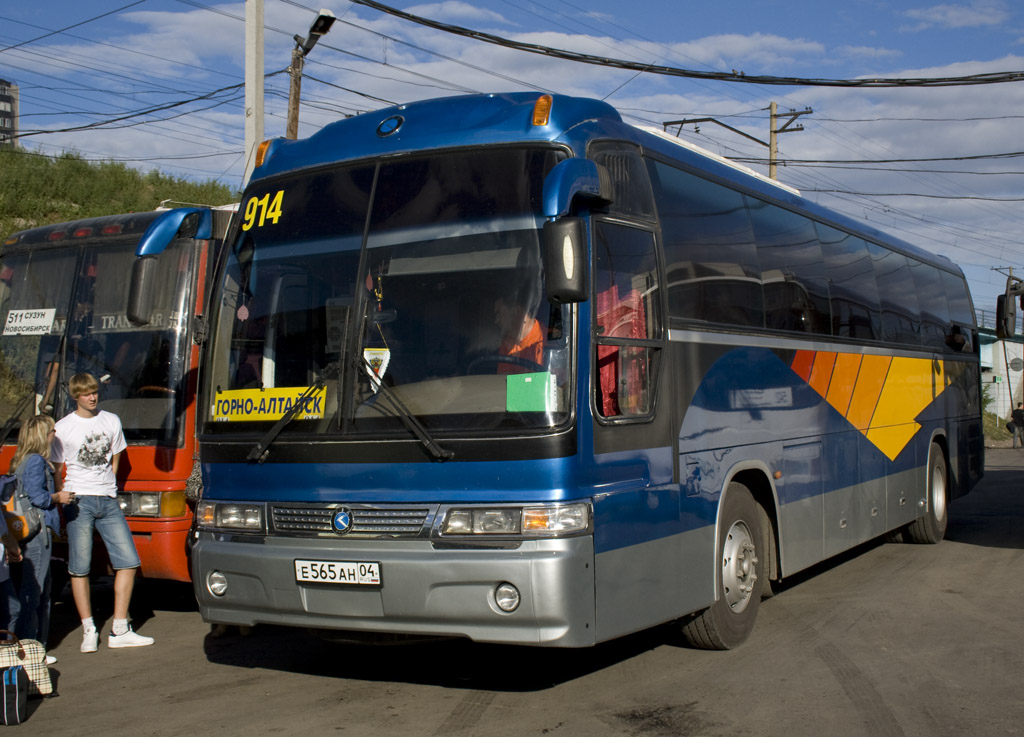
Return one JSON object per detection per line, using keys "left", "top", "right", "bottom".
{"left": 0, "top": 206, "right": 232, "bottom": 581}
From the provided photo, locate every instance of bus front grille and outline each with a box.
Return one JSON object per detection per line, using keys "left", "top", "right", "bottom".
{"left": 270, "top": 504, "right": 434, "bottom": 538}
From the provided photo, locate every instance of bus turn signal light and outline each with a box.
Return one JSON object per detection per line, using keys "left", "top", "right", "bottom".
{"left": 254, "top": 139, "right": 273, "bottom": 168}
{"left": 532, "top": 95, "right": 553, "bottom": 126}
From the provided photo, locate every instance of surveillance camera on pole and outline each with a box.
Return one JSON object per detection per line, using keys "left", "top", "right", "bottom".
{"left": 286, "top": 9, "right": 336, "bottom": 140}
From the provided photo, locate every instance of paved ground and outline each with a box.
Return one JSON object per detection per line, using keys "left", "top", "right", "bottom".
{"left": 23, "top": 446, "right": 1024, "bottom": 737}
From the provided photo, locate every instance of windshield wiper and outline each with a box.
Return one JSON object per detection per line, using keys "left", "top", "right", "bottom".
{"left": 246, "top": 376, "right": 327, "bottom": 464}
{"left": 357, "top": 356, "right": 454, "bottom": 462}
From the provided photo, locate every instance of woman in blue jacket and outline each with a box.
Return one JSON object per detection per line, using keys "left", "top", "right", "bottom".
{"left": 10, "top": 414, "right": 61, "bottom": 652}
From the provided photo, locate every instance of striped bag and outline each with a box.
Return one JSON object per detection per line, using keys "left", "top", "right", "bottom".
{"left": 0, "top": 631, "right": 52, "bottom": 697}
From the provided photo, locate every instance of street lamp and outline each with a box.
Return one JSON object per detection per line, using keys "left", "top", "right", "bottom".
{"left": 286, "top": 9, "right": 336, "bottom": 140}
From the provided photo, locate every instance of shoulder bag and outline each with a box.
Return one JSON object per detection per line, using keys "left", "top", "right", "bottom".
{"left": 0, "top": 473, "right": 42, "bottom": 543}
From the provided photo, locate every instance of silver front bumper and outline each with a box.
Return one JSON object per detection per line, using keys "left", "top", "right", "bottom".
{"left": 193, "top": 533, "right": 597, "bottom": 647}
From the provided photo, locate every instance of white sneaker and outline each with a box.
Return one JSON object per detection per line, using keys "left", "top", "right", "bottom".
{"left": 45, "top": 654, "right": 57, "bottom": 665}
{"left": 81, "top": 629, "right": 99, "bottom": 653}
{"left": 108, "top": 626, "right": 154, "bottom": 648}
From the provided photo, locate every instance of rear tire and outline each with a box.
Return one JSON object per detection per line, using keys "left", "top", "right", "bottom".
{"left": 905, "top": 441, "right": 948, "bottom": 544}
{"left": 682, "top": 482, "right": 765, "bottom": 650}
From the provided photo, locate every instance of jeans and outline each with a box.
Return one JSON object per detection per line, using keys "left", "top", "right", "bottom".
{"left": 14, "top": 530, "right": 51, "bottom": 646}
{"left": 1015, "top": 426, "right": 1023, "bottom": 448}
{"left": 0, "top": 577, "right": 18, "bottom": 633}
{"left": 64, "top": 495, "right": 141, "bottom": 577}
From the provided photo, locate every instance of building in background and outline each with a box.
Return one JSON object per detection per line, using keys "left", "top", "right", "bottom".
{"left": 0, "top": 78, "right": 18, "bottom": 146}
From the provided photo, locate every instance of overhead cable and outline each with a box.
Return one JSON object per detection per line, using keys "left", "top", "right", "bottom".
{"left": 348, "top": 0, "right": 1024, "bottom": 88}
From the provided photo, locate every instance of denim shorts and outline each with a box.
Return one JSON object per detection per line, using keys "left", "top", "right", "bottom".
{"left": 64, "top": 495, "right": 141, "bottom": 576}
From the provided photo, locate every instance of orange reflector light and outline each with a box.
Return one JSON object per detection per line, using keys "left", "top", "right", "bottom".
{"left": 73, "top": 227, "right": 93, "bottom": 238}
{"left": 3, "top": 237, "right": 16, "bottom": 246}
{"left": 47, "top": 231, "right": 66, "bottom": 241}
{"left": 254, "top": 139, "right": 273, "bottom": 169}
{"left": 532, "top": 95, "right": 553, "bottom": 126}
{"left": 101, "top": 225, "right": 123, "bottom": 236}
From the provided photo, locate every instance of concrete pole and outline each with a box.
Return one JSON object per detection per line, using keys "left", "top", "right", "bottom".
{"left": 243, "top": 0, "right": 264, "bottom": 187}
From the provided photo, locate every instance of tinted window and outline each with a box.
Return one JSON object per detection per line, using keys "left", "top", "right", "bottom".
{"left": 942, "top": 270, "right": 975, "bottom": 325}
{"left": 648, "top": 160, "right": 763, "bottom": 328}
{"left": 941, "top": 269, "right": 976, "bottom": 353}
{"left": 817, "top": 225, "right": 880, "bottom": 340}
{"left": 910, "top": 261, "right": 949, "bottom": 350}
{"left": 746, "top": 198, "right": 830, "bottom": 334}
{"left": 870, "top": 243, "right": 920, "bottom": 345}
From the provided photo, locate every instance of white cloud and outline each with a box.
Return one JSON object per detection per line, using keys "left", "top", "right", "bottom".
{"left": 902, "top": 0, "right": 1011, "bottom": 30}
{"left": 835, "top": 45, "right": 903, "bottom": 61}
{"left": 406, "top": 2, "right": 511, "bottom": 26}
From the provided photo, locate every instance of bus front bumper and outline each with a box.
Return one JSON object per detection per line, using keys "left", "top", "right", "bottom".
{"left": 192, "top": 533, "right": 597, "bottom": 647}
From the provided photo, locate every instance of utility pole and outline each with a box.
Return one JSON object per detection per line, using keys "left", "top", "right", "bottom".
{"left": 769, "top": 101, "right": 813, "bottom": 179}
{"left": 243, "top": 0, "right": 264, "bottom": 186}
{"left": 286, "top": 10, "right": 336, "bottom": 140}
{"left": 665, "top": 102, "right": 812, "bottom": 180}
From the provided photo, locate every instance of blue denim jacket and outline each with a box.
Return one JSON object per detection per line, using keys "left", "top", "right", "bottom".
{"left": 15, "top": 454, "right": 60, "bottom": 534}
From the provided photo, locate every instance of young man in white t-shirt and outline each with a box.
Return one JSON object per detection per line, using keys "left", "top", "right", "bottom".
{"left": 51, "top": 372, "right": 154, "bottom": 652}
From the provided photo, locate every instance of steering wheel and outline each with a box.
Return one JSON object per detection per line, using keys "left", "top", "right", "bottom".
{"left": 137, "top": 385, "right": 176, "bottom": 396}
{"left": 466, "top": 354, "right": 544, "bottom": 375}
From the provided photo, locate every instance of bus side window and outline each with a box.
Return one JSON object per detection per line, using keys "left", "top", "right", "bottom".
{"left": 817, "top": 226, "right": 881, "bottom": 341}
{"left": 592, "top": 222, "right": 662, "bottom": 419}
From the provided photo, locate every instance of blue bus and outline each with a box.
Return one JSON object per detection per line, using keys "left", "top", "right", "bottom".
{"left": 173, "top": 93, "right": 982, "bottom": 649}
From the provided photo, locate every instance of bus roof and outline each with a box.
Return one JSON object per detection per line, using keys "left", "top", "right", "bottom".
{"left": 3, "top": 210, "right": 167, "bottom": 252}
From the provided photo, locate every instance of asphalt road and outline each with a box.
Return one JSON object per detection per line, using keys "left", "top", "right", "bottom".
{"left": 25, "top": 447, "right": 1024, "bottom": 736}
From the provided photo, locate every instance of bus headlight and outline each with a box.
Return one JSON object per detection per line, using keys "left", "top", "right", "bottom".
{"left": 196, "top": 501, "right": 263, "bottom": 532}
{"left": 441, "top": 503, "right": 590, "bottom": 538}
{"left": 523, "top": 504, "right": 589, "bottom": 534}
{"left": 118, "top": 491, "right": 188, "bottom": 518}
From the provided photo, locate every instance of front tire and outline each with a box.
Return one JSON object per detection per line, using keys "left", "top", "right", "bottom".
{"left": 905, "top": 441, "right": 948, "bottom": 544}
{"left": 682, "top": 482, "right": 766, "bottom": 650}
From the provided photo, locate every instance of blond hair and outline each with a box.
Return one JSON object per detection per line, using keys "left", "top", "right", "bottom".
{"left": 68, "top": 372, "right": 99, "bottom": 399}
{"left": 10, "top": 414, "right": 55, "bottom": 474}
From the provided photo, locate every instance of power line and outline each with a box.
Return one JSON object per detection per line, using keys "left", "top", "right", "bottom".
{"left": 0, "top": 0, "right": 148, "bottom": 54}
{"left": 348, "top": 0, "right": 1024, "bottom": 88}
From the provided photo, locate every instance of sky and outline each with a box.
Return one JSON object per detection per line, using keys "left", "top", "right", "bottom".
{"left": 2, "top": 0, "right": 1023, "bottom": 314}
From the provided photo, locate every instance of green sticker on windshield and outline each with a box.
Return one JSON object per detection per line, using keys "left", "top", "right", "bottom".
{"left": 506, "top": 372, "right": 555, "bottom": 412}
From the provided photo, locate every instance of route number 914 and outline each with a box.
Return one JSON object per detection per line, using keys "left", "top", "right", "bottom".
{"left": 241, "top": 190, "right": 284, "bottom": 231}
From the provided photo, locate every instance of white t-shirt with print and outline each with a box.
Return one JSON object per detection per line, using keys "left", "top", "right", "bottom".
{"left": 52, "top": 410, "right": 127, "bottom": 498}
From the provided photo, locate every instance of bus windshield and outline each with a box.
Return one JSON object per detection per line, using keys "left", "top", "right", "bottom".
{"left": 205, "top": 147, "right": 572, "bottom": 438}
{"left": 0, "top": 238, "right": 194, "bottom": 443}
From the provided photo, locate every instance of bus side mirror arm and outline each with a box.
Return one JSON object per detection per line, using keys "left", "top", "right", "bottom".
{"left": 539, "top": 158, "right": 612, "bottom": 304}
{"left": 128, "top": 207, "right": 213, "bottom": 326}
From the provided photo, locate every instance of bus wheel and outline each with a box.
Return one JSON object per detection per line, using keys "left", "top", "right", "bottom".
{"left": 682, "top": 482, "right": 765, "bottom": 650}
{"left": 905, "top": 442, "right": 948, "bottom": 544}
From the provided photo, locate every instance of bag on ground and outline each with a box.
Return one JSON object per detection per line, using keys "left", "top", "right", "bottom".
{"left": 0, "top": 632, "right": 52, "bottom": 697}
{"left": 0, "top": 665, "right": 28, "bottom": 725}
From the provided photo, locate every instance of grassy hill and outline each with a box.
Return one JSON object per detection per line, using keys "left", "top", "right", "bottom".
{"left": 0, "top": 146, "right": 236, "bottom": 237}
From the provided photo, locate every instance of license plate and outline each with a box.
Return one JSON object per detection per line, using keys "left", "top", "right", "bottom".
{"left": 294, "top": 559, "right": 381, "bottom": 585}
